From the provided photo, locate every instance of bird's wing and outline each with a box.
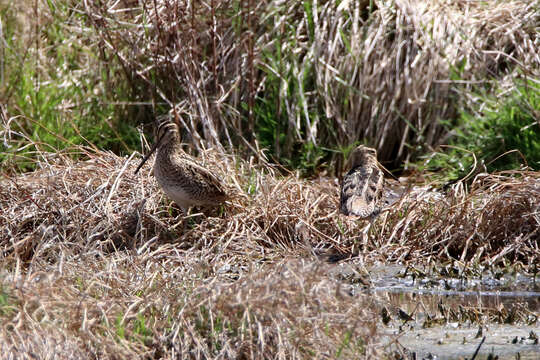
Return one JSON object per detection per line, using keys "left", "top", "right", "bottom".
{"left": 171, "top": 154, "right": 229, "bottom": 200}
{"left": 340, "top": 165, "right": 384, "bottom": 218}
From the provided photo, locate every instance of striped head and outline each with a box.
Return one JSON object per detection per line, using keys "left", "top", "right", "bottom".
{"left": 348, "top": 145, "right": 378, "bottom": 169}
{"left": 155, "top": 117, "right": 180, "bottom": 148}
{"left": 133, "top": 117, "right": 180, "bottom": 174}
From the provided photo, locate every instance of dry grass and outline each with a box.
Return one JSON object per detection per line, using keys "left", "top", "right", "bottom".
{"left": 0, "top": 147, "right": 538, "bottom": 357}
{"left": 0, "top": 147, "right": 379, "bottom": 359}
{"left": 0, "top": 254, "right": 381, "bottom": 359}
{"left": 1, "top": 147, "right": 538, "bottom": 268}
{"left": 372, "top": 171, "right": 540, "bottom": 267}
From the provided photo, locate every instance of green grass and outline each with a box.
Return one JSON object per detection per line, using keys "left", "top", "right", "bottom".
{"left": 252, "top": 3, "right": 338, "bottom": 174}
{"left": 0, "top": 1, "right": 140, "bottom": 172}
{"left": 133, "top": 313, "right": 153, "bottom": 342}
{"left": 0, "top": 285, "right": 16, "bottom": 317}
{"left": 420, "top": 79, "right": 540, "bottom": 182}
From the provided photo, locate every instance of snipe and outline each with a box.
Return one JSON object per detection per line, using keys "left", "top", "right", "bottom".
{"left": 135, "top": 117, "right": 228, "bottom": 215}
{"left": 340, "top": 145, "right": 384, "bottom": 220}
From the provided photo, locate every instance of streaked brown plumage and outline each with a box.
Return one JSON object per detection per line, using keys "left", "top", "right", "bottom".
{"left": 138, "top": 117, "right": 228, "bottom": 214}
{"left": 340, "top": 145, "right": 384, "bottom": 220}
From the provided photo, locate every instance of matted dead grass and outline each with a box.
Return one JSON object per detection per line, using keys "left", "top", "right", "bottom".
{"left": 0, "top": 149, "right": 539, "bottom": 358}
{"left": 2, "top": 148, "right": 537, "bottom": 268}
{"left": 372, "top": 171, "right": 540, "bottom": 267}
{"left": 1, "top": 148, "right": 539, "bottom": 268}
{"left": 0, "top": 253, "right": 380, "bottom": 359}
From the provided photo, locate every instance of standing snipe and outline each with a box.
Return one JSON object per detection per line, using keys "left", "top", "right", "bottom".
{"left": 340, "top": 145, "right": 384, "bottom": 220}
{"left": 135, "top": 117, "right": 228, "bottom": 215}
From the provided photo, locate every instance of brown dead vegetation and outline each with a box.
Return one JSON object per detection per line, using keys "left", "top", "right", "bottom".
{"left": 373, "top": 171, "right": 540, "bottom": 266}
{"left": 0, "top": 147, "right": 538, "bottom": 358}
{"left": 1, "top": 148, "right": 538, "bottom": 270}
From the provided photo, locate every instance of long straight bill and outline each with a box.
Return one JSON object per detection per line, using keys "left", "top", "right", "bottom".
{"left": 134, "top": 132, "right": 165, "bottom": 174}
{"left": 377, "top": 160, "right": 399, "bottom": 181}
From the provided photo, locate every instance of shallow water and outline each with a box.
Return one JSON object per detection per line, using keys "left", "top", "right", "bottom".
{"left": 386, "top": 324, "right": 539, "bottom": 360}
{"left": 334, "top": 263, "right": 540, "bottom": 359}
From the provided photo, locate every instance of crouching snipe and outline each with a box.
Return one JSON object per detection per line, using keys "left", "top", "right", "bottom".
{"left": 340, "top": 145, "right": 384, "bottom": 220}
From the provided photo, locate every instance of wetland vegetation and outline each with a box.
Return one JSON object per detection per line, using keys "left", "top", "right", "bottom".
{"left": 0, "top": 0, "right": 539, "bottom": 358}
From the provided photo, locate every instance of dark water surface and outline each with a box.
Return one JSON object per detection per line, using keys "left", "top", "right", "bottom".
{"left": 336, "top": 264, "right": 540, "bottom": 359}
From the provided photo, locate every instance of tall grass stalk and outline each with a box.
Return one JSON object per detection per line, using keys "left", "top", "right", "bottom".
{"left": 78, "top": 0, "right": 538, "bottom": 172}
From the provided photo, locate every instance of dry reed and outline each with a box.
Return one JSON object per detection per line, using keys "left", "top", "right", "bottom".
{"left": 80, "top": 0, "right": 539, "bottom": 166}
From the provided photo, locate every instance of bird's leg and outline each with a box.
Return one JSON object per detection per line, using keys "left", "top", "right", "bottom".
{"left": 178, "top": 205, "right": 188, "bottom": 233}
{"left": 362, "top": 211, "right": 381, "bottom": 247}
{"left": 361, "top": 221, "right": 371, "bottom": 248}
{"left": 167, "top": 203, "right": 188, "bottom": 234}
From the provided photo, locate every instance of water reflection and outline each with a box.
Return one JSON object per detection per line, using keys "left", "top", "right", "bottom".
{"left": 372, "top": 288, "right": 540, "bottom": 314}
{"left": 363, "top": 264, "right": 540, "bottom": 313}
